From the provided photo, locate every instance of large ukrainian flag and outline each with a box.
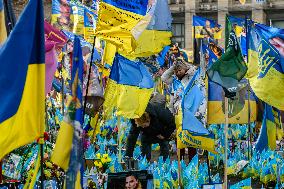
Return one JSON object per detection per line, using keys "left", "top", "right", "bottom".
{"left": 0, "top": 0, "right": 45, "bottom": 159}
{"left": 207, "top": 80, "right": 257, "bottom": 124}
{"left": 52, "top": 36, "right": 84, "bottom": 189}
{"left": 247, "top": 23, "right": 284, "bottom": 111}
{"left": 95, "top": 0, "right": 148, "bottom": 53}
{"left": 177, "top": 68, "right": 216, "bottom": 153}
{"left": 103, "top": 54, "right": 154, "bottom": 119}
{"left": 0, "top": 0, "right": 7, "bottom": 44}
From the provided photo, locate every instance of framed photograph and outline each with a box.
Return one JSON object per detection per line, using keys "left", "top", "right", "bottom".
{"left": 202, "top": 183, "right": 223, "bottom": 189}
{"left": 2, "top": 154, "right": 22, "bottom": 180}
{"left": 107, "top": 170, "right": 153, "bottom": 189}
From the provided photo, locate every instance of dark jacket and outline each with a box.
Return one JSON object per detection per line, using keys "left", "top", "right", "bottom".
{"left": 132, "top": 94, "right": 175, "bottom": 139}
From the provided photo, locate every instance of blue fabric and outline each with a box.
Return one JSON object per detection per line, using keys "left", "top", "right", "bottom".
{"left": 228, "top": 15, "right": 245, "bottom": 26}
{"left": 240, "top": 34, "right": 247, "bottom": 56}
{"left": 65, "top": 36, "right": 84, "bottom": 189}
{"left": 156, "top": 46, "right": 170, "bottom": 66}
{"left": 147, "top": 0, "right": 172, "bottom": 31}
{"left": 62, "top": 30, "right": 101, "bottom": 61}
{"left": 254, "top": 23, "right": 284, "bottom": 71}
{"left": 0, "top": 0, "right": 3, "bottom": 10}
{"left": 182, "top": 69, "right": 210, "bottom": 135}
{"left": 193, "top": 15, "right": 220, "bottom": 28}
{"left": 70, "top": 36, "right": 84, "bottom": 124}
{"left": 110, "top": 54, "right": 154, "bottom": 89}
{"left": 0, "top": 0, "right": 44, "bottom": 123}
{"left": 255, "top": 103, "right": 274, "bottom": 152}
{"left": 103, "top": 0, "right": 148, "bottom": 16}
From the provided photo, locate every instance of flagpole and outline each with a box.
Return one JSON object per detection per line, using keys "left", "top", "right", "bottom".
{"left": 40, "top": 142, "right": 44, "bottom": 189}
{"left": 245, "top": 16, "right": 252, "bottom": 160}
{"left": 83, "top": 36, "right": 96, "bottom": 116}
{"left": 117, "top": 116, "right": 122, "bottom": 162}
{"left": 224, "top": 97, "right": 229, "bottom": 189}
{"left": 177, "top": 149, "right": 183, "bottom": 189}
{"left": 61, "top": 62, "right": 65, "bottom": 116}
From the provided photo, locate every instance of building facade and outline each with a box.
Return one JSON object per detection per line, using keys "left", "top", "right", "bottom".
{"left": 169, "top": 0, "right": 284, "bottom": 50}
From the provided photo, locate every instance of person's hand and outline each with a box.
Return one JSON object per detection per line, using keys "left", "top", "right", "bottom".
{"left": 157, "top": 134, "right": 165, "bottom": 140}
{"left": 269, "top": 37, "right": 284, "bottom": 57}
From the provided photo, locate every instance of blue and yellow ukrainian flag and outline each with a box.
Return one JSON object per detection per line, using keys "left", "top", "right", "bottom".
{"left": 0, "top": 0, "right": 7, "bottom": 44}
{"left": 102, "top": 0, "right": 172, "bottom": 64}
{"left": 207, "top": 80, "right": 257, "bottom": 124}
{"left": 119, "top": 0, "right": 172, "bottom": 60}
{"left": 0, "top": 0, "right": 45, "bottom": 160}
{"left": 52, "top": 36, "right": 84, "bottom": 189}
{"left": 177, "top": 68, "right": 216, "bottom": 153}
{"left": 247, "top": 22, "right": 284, "bottom": 110}
{"left": 228, "top": 15, "right": 247, "bottom": 56}
{"left": 228, "top": 15, "right": 245, "bottom": 37}
{"left": 193, "top": 15, "right": 222, "bottom": 39}
{"left": 255, "top": 103, "right": 283, "bottom": 152}
{"left": 103, "top": 54, "right": 154, "bottom": 119}
{"left": 95, "top": 0, "right": 148, "bottom": 53}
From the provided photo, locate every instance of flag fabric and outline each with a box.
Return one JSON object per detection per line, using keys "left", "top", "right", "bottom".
{"left": 207, "top": 15, "right": 247, "bottom": 93}
{"left": 44, "top": 21, "right": 67, "bottom": 94}
{"left": 207, "top": 80, "right": 257, "bottom": 124}
{"left": 255, "top": 103, "right": 283, "bottom": 152}
{"left": 247, "top": 22, "right": 284, "bottom": 110}
{"left": 193, "top": 15, "right": 222, "bottom": 39}
{"left": 95, "top": 0, "right": 148, "bottom": 53}
{"left": 0, "top": 0, "right": 45, "bottom": 160}
{"left": 83, "top": 8, "right": 97, "bottom": 44}
{"left": 202, "top": 37, "right": 257, "bottom": 124}
{"left": 103, "top": 54, "right": 154, "bottom": 119}
{"left": 193, "top": 15, "right": 222, "bottom": 64}
{"left": 230, "top": 177, "right": 251, "bottom": 189}
{"left": 0, "top": 0, "right": 7, "bottom": 45}
{"left": 119, "top": 29, "right": 172, "bottom": 60}
{"left": 118, "top": 0, "right": 172, "bottom": 60}
{"left": 228, "top": 15, "right": 247, "bottom": 56}
{"left": 177, "top": 68, "right": 216, "bottom": 153}
{"left": 52, "top": 36, "right": 84, "bottom": 188}
{"left": 156, "top": 45, "right": 171, "bottom": 67}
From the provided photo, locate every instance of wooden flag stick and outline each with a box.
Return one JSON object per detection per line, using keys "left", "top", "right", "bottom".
{"left": 224, "top": 97, "right": 229, "bottom": 189}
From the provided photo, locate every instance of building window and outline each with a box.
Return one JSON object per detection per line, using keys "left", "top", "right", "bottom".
{"left": 171, "top": 23, "right": 185, "bottom": 48}
{"left": 272, "top": 20, "right": 284, "bottom": 29}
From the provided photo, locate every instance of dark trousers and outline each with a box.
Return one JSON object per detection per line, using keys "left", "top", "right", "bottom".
{"left": 125, "top": 125, "right": 170, "bottom": 161}
{"left": 141, "top": 135, "right": 169, "bottom": 161}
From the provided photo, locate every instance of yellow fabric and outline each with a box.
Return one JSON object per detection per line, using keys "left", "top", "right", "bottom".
{"left": 0, "top": 8, "right": 6, "bottom": 44}
{"left": 23, "top": 149, "right": 41, "bottom": 189}
{"left": 103, "top": 79, "right": 153, "bottom": 119}
{"left": 239, "top": 0, "right": 246, "bottom": 5}
{"left": 119, "top": 30, "right": 172, "bottom": 60}
{"left": 247, "top": 48, "right": 284, "bottom": 110}
{"left": 267, "top": 119, "right": 276, "bottom": 150}
{"left": 0, "top": 64, "right": 45, "bottom": 160}
{"left": 235, "top": 25, "right": 243, "bottom": 37}
{"left": 103, "top": 42, "right": 117, "bottom": 66}
{"left": 75, "top": 171, "right": 82, "bottom": 189}
{"left": 131, "top": 13, "right": 153, "bottom": 40}
{"left": 95, "top": 2, "right": 143, "bottom": 53}
{"left": 175, "top": 111, "right": 217, "bottom": 153}
{"left": 51, "top": 120, "right": 74, "bottom": 171}
{"left": 207, "top": 100, "right": 257, "bottom": 124}
{"left": 84, "top": 26, "right": 95, "bottom": 44}
{"left": 194, "top": 26, "right": 222, "bottom": 39}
